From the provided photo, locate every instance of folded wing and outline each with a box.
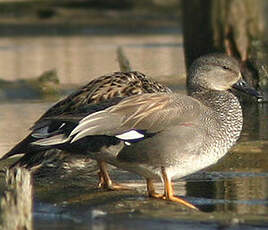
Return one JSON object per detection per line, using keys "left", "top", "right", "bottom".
{"left": 32, "top": 93, "right": 204, "bottom": 147}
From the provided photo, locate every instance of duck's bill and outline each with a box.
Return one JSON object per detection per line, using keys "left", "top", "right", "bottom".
{"left": 232, "top": 78, "right": 263, "bottom": 102}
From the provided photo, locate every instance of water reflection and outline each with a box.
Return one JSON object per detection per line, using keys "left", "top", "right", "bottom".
{"left": 222, "top": 176, "right": 268, "bottom": 214}
{"left": 186, "top": 172, "right": 268, "bottom": 214}
{"left": 0, "top": 35, "right": 184, "bottom": 84}
{"left": 241, "top": 103, "right": 268, "bottom": 141}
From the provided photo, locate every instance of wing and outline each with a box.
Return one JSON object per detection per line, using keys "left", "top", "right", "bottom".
{"left": 69, "top": 93, "right": 204, "bottom": 144}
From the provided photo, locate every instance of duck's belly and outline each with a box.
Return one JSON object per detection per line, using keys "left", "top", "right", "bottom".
{"left": 108, "top": 147, "right": 224, "bottom": 181}
{"left": 105, "top": 131, "right": 228, "bottom": 180}
{"left": 91, "top": 127, "right": 230, "bottom": 180}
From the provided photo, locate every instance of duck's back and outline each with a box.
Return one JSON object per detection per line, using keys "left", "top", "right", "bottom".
{"left": 39, "top": 71, "right": 171, "bottom": 120}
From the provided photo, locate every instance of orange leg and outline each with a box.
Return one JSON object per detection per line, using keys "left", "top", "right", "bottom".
{"left": 97, "top": 160, "right": 130, "bottom": 190}
{"left": 161, "top": 167, "right": 198, "bottom": 210}
{"left": 146, "top": 178, "right": 164, "bottom": 199}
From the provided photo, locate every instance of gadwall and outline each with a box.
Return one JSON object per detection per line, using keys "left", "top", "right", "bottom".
{"left": 1, "top": 71, "right": 171, "bottom": 190}
{"left": 17, "top": 53, "right": 260, "bottom": 210}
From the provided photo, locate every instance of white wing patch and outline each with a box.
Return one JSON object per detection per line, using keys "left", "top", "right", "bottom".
{"left": 116, "top": 130, "right": 144, "bottom": 141}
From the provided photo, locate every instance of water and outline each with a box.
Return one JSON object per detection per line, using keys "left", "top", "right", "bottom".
{"left": 0, "top": 35, "right": 185, "bottom": 84}
{"left": 0, "top": 34, "right": 268, "bottom": 229}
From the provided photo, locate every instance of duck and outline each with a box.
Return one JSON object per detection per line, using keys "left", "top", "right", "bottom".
{"left": 10, "top": 53, "right": 260, "bottom": 210}
{"left": 0, "top": 71, "right": 171, "bottom": 190}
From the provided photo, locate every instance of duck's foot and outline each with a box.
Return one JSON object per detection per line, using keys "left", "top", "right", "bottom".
{"left": 146, "top": 168, "right": 199, "bottom": 210}
{"left": 149, "top": 192, "right": 165, "bottom": 199}
{"left": 104, "top": 182, "right": 130, "bottom": 191}
{"left": 97, "top": 173, "right": 130, "bottom": 190}
{"left": 147, "top": 178, "right": 197, "bottom": 209}
{"left": 163, "top": 194, "right": 198, "bottom": 210}
{"left": 161, "top": 167, "right": 199, "bottom": 210}
{"left": 147, "top": 178, "right": 165, "bottom": 198}
{"left": 97, "top": 161, "right": 130, "bottom": 191}
{"left": 150, "top": 192, "right": 198, "bottom": 210}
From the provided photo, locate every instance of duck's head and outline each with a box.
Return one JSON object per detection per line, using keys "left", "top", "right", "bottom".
{"left": 187, "top": 53, "right": 262, "bottom": 101}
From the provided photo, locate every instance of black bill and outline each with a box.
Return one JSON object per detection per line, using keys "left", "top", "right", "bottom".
{"left": 232, "top": 78, "right": 263, "bottom": 102}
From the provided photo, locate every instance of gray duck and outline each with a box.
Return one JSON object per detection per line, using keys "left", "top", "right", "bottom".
{"left": 24, "top": 53, "right": 261, "bottom": 210}
{"left": 1, "top": 71, "right": 171, "bottom": 190}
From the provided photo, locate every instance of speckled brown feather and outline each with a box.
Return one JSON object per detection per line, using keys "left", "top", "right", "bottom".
{"left": 37, "top": 71, "right": 171, "bottom": 121}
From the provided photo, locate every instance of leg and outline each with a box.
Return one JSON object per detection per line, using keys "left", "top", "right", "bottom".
{"left": 161, "top": 167, "right": 198, "bottom": 210}
{"left": 146, "top": 178, "right": 164, "bottom": 199}
{"left": 97, "top": 160, "right": 130, "bottom": 190}
{"left": 97, "top": 160, "right": 112, "bottom": 189}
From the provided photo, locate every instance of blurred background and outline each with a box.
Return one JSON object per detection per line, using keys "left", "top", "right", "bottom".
{"left": 0, "top": 0, "right": 184, "bottom": 87}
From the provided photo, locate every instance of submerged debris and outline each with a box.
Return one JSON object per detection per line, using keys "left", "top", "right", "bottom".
{"left": 1, "top": 168, "right": 33, "bottom": 230}
{"left": 0, "top": 69, "right": 60, "bottom": 100}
